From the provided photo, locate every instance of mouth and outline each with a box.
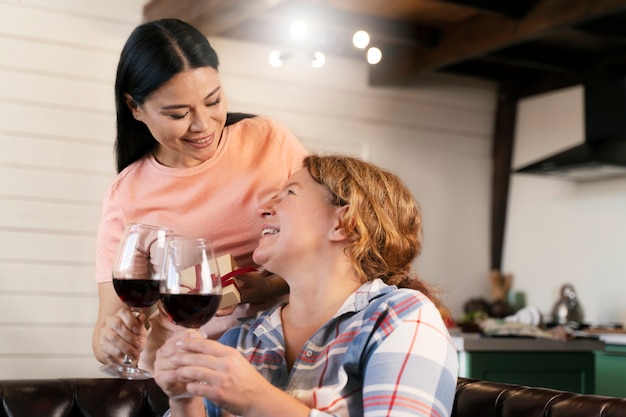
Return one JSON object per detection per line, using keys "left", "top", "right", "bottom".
{"left": 261, "top": 227, "right": 279, "bottom": 237}
{"left": 185, "top": 134, "right": 213, "bottom": 147}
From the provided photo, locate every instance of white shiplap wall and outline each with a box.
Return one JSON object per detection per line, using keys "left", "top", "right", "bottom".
{"left": 0, "top": 1, "right": 497, "bottom": 379}
{"left": 0, "top": 0, "right": 144, "bottom": 378}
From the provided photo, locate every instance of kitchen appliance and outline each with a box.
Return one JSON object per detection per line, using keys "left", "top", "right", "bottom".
{"left": 515, "top": 64, "right": 626, "bottom": 182}
{"left": 551, "top": 283, "right": 584, "bottom": 326}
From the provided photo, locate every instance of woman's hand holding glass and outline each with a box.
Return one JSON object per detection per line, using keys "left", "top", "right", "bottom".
{"left": 100, "top": 223, "right": 171, "bottom": 380}
{"left": 100, "top": 303, "right": 148, "bottom": 366}
{"left": 154, "top": 330, "right": 279, "bottom": 416}
{"left": 159, "top": 237, "right": 222, "bottom": 397}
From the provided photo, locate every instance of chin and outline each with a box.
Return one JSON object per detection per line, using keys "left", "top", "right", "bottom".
{"left": 252, "top": 249, "right": 266, "bottom": 267}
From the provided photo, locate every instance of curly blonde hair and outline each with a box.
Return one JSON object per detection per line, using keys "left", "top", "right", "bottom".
{"left": 303, "top": 154, "right": 447, "bottom": 314}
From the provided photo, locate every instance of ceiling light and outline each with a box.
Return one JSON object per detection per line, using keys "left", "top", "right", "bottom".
{"left": 366, "top": 47, "right": 382, "bottom": 65}
{"left": 268, "top": 50, "right": 285, "bottom": 68}
{"left": 310, "top": 51, "right": 325, "bottom": 68}
{"left": 352, "top": 30, "right": 370, "bottom": 49}
{"left": 290, "top": 20, "right": 307, "bottom": 41}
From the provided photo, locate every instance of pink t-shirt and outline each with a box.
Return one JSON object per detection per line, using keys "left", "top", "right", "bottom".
{"left": 95, "top": 116, "right": 308, "bottom": 337}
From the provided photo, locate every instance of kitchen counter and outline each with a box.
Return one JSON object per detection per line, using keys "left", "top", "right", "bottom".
{"left": 452, "top": 332, "right": 605, "bottom": 352}
{"left": 452, "top": 332, "right": 604, "bottom": 393}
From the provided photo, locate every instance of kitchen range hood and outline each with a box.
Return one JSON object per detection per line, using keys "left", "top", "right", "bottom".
{"left": 514, "top": 65, "right": 626, "bottom": 182}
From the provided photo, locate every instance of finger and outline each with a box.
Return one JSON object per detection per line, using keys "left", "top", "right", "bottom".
{"left": 106, "top": 313, "right": 144, "bottom": 348}
{"left": 176, "top": 332, "right": 223, "bottom": 354}
{"left": 233, "top": 272, "right": 262, "bottom": 286}
{"left": 116, "top": 308, "right": 146, "bottom": 336}
{"left": 100, "top": 328, "right": 139, "bottom": 362}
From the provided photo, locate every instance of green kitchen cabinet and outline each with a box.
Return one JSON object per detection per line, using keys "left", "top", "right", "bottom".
{"left": 454, "top": 334, "right": 603, "bottom": 394}
{"left": 595, "top": 343, "right": 626, "bottom": 397}
{"left": 459, "top": 351, "right": 596, "bottom": 393}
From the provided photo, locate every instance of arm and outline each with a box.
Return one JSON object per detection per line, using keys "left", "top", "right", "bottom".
{"left": 92, "top": 281, "right": 146, "bottom": 365}
{"left": 360, "top": 304, "right": 459, "bottom": 417}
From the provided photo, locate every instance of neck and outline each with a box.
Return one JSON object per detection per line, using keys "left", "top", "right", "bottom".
{"left": 282, "top": 259, "right": 361, "bottom": 327}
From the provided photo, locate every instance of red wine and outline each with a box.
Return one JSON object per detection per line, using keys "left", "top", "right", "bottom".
{"left": 160, "top": 293, "right": 222, "bottom": 328}
{"left": 112, "top": 278, "right": 160, "bottom": 309}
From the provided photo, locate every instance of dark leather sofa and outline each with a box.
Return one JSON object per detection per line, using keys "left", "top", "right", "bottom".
{"left": 1, "top": 377, "right": 625, "bottom": 417}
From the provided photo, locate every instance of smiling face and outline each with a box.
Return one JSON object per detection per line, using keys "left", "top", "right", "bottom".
{"left": 252, "top": 168, "right": 348, "bottom": 276}
{"left": 125, "top": 67, "right": 227, "bottom": 168}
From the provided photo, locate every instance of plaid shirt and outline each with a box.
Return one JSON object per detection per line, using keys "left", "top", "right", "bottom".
{"left": 204, "top": 279, "right": 458, "bottom": 417}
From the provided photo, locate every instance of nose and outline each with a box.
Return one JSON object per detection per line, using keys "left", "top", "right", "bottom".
{"left": 189, "top": 108, "right": 211, "bottom": 132}
{"left": 257, "top": 206, "right": 275, "bottom": 218}
{"left": 257, "top": 196, "right": 278, "bottom": 218}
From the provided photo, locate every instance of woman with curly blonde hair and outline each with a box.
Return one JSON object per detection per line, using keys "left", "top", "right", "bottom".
{"left": 155, "top": 154, "right": 459, "bottom": 417}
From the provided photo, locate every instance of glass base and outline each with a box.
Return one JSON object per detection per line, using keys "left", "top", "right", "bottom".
{"left": 100, "top": 363, "right": 152, "bottom": 380}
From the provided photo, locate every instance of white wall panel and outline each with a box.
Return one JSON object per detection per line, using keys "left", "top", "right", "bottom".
{"left": 0, "top": 357, "right": 103, "bottom": 379}
{"left": 0, "top": 263, "right": 96, "bottom": 293}
{"left": 0, "top": 37, "right": 119, "bottom": 82}
{"left": 221, "top": 73, "right": 492, "bottom": 137}
{"left": 0, "top": 327, "right": 95, "bottom": 355}
{"left": 0, "top": 167, "right": 110, "bottom": 202}
{"left": 0, "top": 69, "right": 113, "bottom": 112}
{"left": 0, "top": 132, "right": 114, "bottom": 173}
{"left": 0, "top": 199, "right": 101, "bottom": 232}
{"left": 0, "top": 101, "right": 114, "bottom": 143}
{"left": 0, "top": 295, "right": 96, "bottom": 324}
{"left": 0, "top": 2, "right": 135, "bottom": 51}
{"left": 0, "top": 0, "right": 133, "bottom": 380}
{"left": 0, "top": 231, "right": 95, "bottom": 263}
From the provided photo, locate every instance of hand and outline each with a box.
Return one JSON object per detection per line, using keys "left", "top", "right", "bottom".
{"left": 137, "top": 302, "right": 184, "bottom": 373}
{"left": 236, "top": 272, "right": 288, "bottom": 304}
{"left": 99, "top": 306, "right": 146, "bottom": 365}
{"left": 154, "top": 329, "right": 272, "bottom": 416}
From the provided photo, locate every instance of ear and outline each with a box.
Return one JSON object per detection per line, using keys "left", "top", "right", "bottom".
{"left": 123, "top": 93, "right": 142, "bottom": 121}
{"left": 329, "top": 205, "right": 350, "bottom": 242}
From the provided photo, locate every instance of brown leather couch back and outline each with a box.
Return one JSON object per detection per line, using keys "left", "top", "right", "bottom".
{"left": 453, "top": 378, "right": 626, "bottom": 417}
{"left": 1, "top": 376, "right": 625, "bottom": 416}
{"left": 0, "top": 378, "right": 169, "bottom": 417}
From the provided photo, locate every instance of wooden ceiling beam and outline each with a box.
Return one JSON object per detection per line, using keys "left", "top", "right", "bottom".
{"left": 436, "top": 0, "right": 541, "bottom": 19}
{"left": 414, "top": 0, "right": 626, "bottom": 71}
{"left": 144, "top": 0, "right": 287, "bottom": 35}
{"left": 370, "top": 0, "right": 626, "bottom": 85}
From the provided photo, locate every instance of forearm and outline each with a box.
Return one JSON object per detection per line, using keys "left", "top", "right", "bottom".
{"left": 242, "top": 389, "right": 309, "bottom": 417}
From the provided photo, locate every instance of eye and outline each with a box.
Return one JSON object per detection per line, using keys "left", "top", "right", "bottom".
{"left": 206, "top": 98, "right": 221, "bottom": 107}
{"left": 169, "top": 111, "right": 189, "bottom": 120}
{"left": 287, "top": 189, "right": 296, "bottom": 196}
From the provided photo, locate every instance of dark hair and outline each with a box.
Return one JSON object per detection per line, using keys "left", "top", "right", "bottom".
{"left": 114, "top": 18, "right": 220, "bottom": 173}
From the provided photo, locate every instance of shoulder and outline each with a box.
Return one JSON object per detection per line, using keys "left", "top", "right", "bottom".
{"left": 227, "top": 114, "right": 290, "bottom": 135}
{"left": 106, "top": 157, "right": 151, "bottom": 194}
{"left": 363, "top": 284, "right": 443, "bottom": 325}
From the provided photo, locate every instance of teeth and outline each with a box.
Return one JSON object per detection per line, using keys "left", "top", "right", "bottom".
{"left": 262, "top": 227, "right": 278, "bottom": 236}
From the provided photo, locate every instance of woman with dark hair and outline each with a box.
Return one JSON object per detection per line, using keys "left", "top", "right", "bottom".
{"left": 92, "top": 18, "right": 308, "bottom": 373}
{"left": 154, "top": 154, "right": 458, "bottom": 417}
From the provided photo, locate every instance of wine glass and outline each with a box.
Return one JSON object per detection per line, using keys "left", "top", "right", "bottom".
{"left": 160, "top": 237, "right": 222, "bottom": 329}
{"left": 101, "top": 223, "right": 172, "bottom": 380}
{"left": 159, "top": 237, "right": 222, "bottom": 398}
